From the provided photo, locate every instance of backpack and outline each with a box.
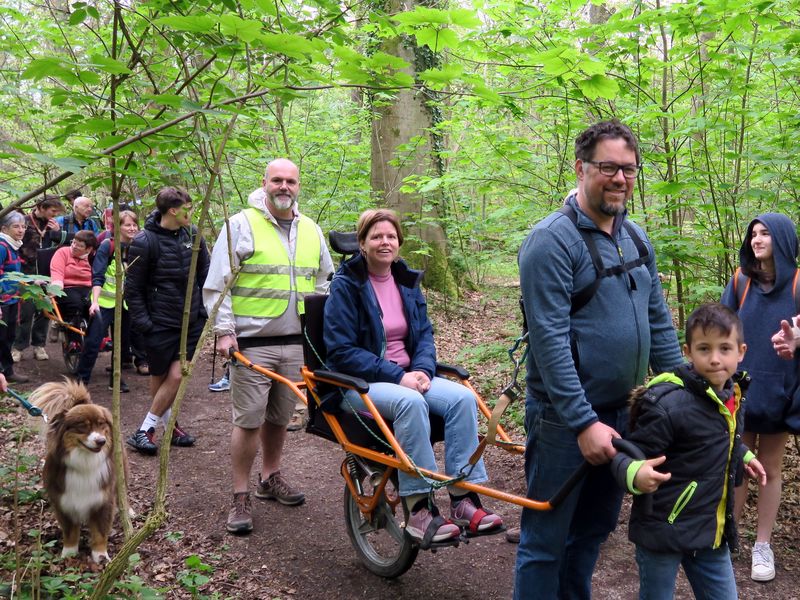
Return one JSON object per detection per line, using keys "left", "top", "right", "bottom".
{"left": 519, "top": 205, "right": 649, "bottom": 334}
{"left": 732, "top": 267, "right": 800, "bottom": 313}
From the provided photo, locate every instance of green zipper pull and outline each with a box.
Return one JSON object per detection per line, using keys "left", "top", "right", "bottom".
{"left": 668, "top": 481, "right": 698, "bottom": 524}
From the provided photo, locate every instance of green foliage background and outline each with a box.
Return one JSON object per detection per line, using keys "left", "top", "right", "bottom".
{"left": 2, "top": 0, "right": 799, "bottom": 318}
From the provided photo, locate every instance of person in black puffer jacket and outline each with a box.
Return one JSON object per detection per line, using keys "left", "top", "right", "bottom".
{"left": 124, "top": 187, "right": 209, "bottom": 455}
{"left": 611, "top": 303, "right": 766, "bottom": 600}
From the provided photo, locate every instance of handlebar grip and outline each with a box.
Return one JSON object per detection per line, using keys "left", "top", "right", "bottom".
{"left": 612, "top": 438, "right": 654, "bottom": 516}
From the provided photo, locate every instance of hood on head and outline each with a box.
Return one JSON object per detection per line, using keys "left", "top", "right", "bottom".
{"left": 739, "top": 213, "right": 799, "bottom": 289}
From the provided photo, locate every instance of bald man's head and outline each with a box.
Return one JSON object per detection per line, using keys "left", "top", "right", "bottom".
{"left": 263, "top": 158, "right": 300, "bottom": 216}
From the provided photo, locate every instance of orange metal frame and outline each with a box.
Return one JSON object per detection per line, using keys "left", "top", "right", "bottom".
{"left": 230, "top": 350, "right": 557, "bottom": 522}
{"left": 42, "top": 296, "right": 86, "bottom": 337}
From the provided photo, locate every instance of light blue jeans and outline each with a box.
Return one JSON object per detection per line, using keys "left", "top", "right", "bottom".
{"left": 343, "top": 376, "right": 488, "bottom": 496}
{"left": 635, "top": 543, "right": 738, "bottom": 600}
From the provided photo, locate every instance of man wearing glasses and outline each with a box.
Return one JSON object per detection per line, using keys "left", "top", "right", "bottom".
{"left": 514, "top": 121, "right": 683, "bottom": 599}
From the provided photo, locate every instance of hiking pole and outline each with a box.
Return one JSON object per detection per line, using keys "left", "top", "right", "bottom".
{"left": 6, "top": 388, "right": 46, "bottom": 422}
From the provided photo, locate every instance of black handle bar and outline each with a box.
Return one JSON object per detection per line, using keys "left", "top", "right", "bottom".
{"left": 547, "top": 438, "right": 653, "bottom": 515}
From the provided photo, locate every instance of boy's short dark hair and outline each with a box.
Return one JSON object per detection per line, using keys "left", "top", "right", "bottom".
{"left": 685, "top": 303, "right": 743, "bottom": 347}
{"left": 155, "top": 187, "right": 191, "bottom": 215}
{"left": 575, "top": 119, "right": 641, "bottom": 164}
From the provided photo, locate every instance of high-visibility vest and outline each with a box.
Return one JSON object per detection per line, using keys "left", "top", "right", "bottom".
{"left": 98, "top": 257, "right": 126, "bottom": 309}
{"left": 231, "top": 208, "right": 321, "bottom": 318}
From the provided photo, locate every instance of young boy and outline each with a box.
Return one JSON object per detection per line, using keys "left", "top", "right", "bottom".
{"left": 612, "top": 302, "right": 767, "bottom": 600}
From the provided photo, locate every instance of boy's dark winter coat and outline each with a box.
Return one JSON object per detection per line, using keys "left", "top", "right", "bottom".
{"left": 611, "top": 364, "right": 750, "bottom": 553}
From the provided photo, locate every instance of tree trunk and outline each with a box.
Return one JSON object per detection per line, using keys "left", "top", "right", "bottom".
{"left": 370, "top": 0, "right": 457, "bottom": 294}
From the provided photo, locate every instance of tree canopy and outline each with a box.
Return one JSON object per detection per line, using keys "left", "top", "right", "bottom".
{"left": 2, "top": 0, "right": 799, "bottom": 311}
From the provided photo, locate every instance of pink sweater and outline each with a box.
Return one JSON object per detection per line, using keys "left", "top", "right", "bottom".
{"left": 50, "top": 246, "right": 92, "bottom": 287}
{"left": 369, "top": 272, "right": 410, "bottom": 368}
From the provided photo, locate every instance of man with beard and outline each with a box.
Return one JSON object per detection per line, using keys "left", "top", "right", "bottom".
{"left": 203, "top": 158, "right": 333, "bottom": 534}
{"left": 514, "top": 121, "right": 683, "bottom": 599}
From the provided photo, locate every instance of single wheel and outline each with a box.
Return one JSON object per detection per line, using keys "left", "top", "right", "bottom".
{"left": 343, "top": 462, "right": 418, "bottom": 578}
{"left": 62, "top": 319, "right": 86, "bottom": 375}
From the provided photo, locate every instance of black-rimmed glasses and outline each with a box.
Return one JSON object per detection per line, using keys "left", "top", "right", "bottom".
{"left": 584, "top": 160, "right": 642, "bottom": 179}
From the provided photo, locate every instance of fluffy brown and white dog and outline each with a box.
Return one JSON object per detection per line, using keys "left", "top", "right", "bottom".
{"left": 29, "top": 378, "right": 126, "bottom": 563}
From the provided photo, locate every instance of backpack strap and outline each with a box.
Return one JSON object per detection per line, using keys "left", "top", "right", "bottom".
{"left": 732, "top": 267, "right": 750, "bottom": 309}
{"left": 558, "top": 205, "right": 649, "bottom": 315}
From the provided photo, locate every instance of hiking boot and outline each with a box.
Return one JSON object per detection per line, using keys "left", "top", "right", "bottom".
{"left": 505, "top": 526, "right": 520, "bottom": 543}
{"left": 108, "top": 378, "right": 130, "bottom": 393}
{"left": 7, "top": 372, "right": 30, "bottom": 384}
{"left": 405, "top": 504, "right": 461, "bottom": 544}
{"left": 208, "top": 375, "right": 230, "bottom": 392}
{"left": 11, "top": 349, "right": 21, "bottom": 363}
{"left": 226, "top": 492, "right": 253, "bottom": 534}
{"left": 451, "top": 492, "right": 503, "bottom": 535}
{"left": 33, "top": 346, "right": 49, "bottom": 361}
{"left": 751, "top": 542, "right": 775, "bottom": 582}
{"left": 170, "top": 423, "right": 196, "bottom": 447}
{"left": 255, "top": 471, "right": 305, "bottom": 506}
{"left": 286, "top": 409, "right": 307, "bottom": 432}
{"left": 126, "top": 428, "right": 158, "bottom": 455}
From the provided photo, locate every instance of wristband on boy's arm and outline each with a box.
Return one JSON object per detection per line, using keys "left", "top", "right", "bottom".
{"left": 626, "top": 460, "right": 646, "bottom": 495}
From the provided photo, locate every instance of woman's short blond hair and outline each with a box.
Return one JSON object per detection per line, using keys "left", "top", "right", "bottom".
{"left": 356, "top": 209, "right": 404, "bottom": 247}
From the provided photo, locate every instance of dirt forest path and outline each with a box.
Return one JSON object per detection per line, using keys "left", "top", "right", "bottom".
{"left": 2, "top": 285, "right": 799, "bottom": 598}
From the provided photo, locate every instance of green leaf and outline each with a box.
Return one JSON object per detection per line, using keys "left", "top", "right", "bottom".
{"left": 78, "top": 118, "right": 116, "bottom": 133}
{"left": 143, "top": 93, "right": 184, "bottom": 108}
{"left": 447, "top": 8, "right": 481, "bottom": 28}
{"left": 30, "top": 154, "right": 88, "bottom": 172}
{"left": 393, "top": 7, "right": 451, "bottom": 26}
{"left": 88, "top": 54, "right": 132, "bottom": 75}
{"left": 155, "top": 15, "right": 216, "bottom": 33}
{"left": 21, "top": 57, "right": 65, "bottom": 81}
{"left": 417, "top": 64, "right": 464, "bottom": 86}
{"left": 414, "top": 27, "right": 459, "bottom": 51}
{"left": 8, "top": 142, "right": 38, "bottom": 153}
{"left": 218, "top": 14, "right": 262, "bottom": 43}
{"left": 86, "top": 5, "right": 99, "bottom": 19}
{"left": 257, "top": 33, "right": 316, "bottom": 60}
{"left": 68, "top": 8, "right": 86, "bottom": 26}
{"left": 576, "top": 74, "right": 619, "bottom": 100}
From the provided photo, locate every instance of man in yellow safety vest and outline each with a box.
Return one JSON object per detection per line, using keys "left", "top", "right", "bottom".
{"left": 203, "top": 158, "right": 333, "bottom": 535}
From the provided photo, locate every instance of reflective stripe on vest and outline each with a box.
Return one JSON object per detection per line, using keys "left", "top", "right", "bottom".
{"left": 230, "top": 208, "right": 321, "bottom": 318}
{"left": 98, "top": 258, "right": 127, "bottom": 309}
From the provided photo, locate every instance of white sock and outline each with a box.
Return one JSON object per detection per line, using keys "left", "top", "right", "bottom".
{"left": 161, "top": 408, "right": 172, "bottom": 429}
{"left": 140, "top": 412, "right": 160, "bottom": 432}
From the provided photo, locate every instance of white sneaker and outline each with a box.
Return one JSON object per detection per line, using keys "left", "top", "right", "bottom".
{"left": 48, "top": 322, "right": 60, "bottom": 343}
{"left": 33, "top": 346, "right": 49, "bottom": 361}
{"left": 751, "top": 542, "right": 775, "bottom": 582}
{"left": 11, "top": 349, "right": 21, "bottom": 363}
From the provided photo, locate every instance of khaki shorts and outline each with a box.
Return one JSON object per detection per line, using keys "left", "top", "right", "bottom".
{"left": 231, "top": 344, "right": 304, "bottom": 428}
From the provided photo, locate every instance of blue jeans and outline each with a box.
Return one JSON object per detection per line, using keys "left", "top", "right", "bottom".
{"left": 635, "top": 543, "right": 737, "bottom": 600}
{"left": 514, "top": 400, "right": 626, "bottom": 600}
{"left": 343, "top": 376, "right": 488, "bottom": 496}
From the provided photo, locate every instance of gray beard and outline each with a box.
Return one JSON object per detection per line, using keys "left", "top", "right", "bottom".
{"left": 269, "top": 196, "right": 294, "bottom": 211}
{"left": 599, "top": 200, "right": 626, "bottom": 217}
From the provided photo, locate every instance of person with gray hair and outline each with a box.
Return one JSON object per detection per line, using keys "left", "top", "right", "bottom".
{"left": 13, "top": 195, "right": 64, "bottom": 363}
{"left": 55, "top": 195, "right": 100, "bottom": 238}
{"left": 0, "top": 212, "right": 30, "bottom": 383}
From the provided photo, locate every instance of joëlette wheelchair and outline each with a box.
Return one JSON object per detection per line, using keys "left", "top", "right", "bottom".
{"left": 229, "top": 231, "right": 600, "bottom": 579}
{"left": 35, "top": 244, "right": 87, "bottom": 375}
